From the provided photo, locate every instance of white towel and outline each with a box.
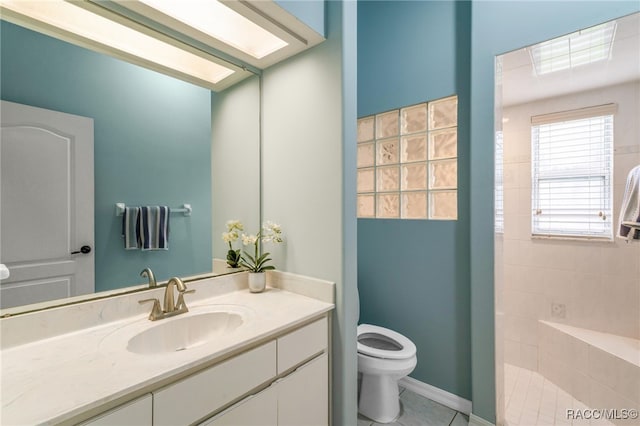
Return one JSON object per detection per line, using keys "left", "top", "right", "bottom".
{"left": 0, "top": 264, "right": 9, "bottom": 280}
{"left": 122, "top": 207, "right": 140, "bottom": 249}
{"left": 617, "top": 165, "right": 640, "bottom": 241}
{"left": 139, "top": 206, "right": 170, "bottom": 250}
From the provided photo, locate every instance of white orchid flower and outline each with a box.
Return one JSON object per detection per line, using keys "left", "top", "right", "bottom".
{"left": 226, "top": 220, "right": 244, "bottom": 232}
{"left": 261, "top": 221, "right": 283, "bottom": 244}
{"left": 242, "top": 233, "right": 258, "bottom": 246}
{"left": 222, "top": 230, "right": 239, "bottom": 243}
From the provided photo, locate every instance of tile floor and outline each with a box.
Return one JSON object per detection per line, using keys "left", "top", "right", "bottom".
{"left": 504, "top": 363, "right": 614, "bottom": 426}
{"left": 357, "top": 387, "right": 469, "bottom": 426}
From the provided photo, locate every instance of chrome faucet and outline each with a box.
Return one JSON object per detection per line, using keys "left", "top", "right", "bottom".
{"left": 138, "top": 277, "right": 195, "bottom": 321}
{"left": 140, "top": 268, "right": 157, "bottom": 288}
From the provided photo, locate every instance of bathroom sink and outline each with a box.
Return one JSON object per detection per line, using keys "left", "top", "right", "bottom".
{"left": 127, "top": 311, "right": 244, "bottom": 354}
{"left": 100, "top": 305, "right": 254, "bottom": 355}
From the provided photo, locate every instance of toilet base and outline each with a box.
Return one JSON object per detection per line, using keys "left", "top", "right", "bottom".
{"left": 358, "top": 372, "right": 401, "bottom": 423}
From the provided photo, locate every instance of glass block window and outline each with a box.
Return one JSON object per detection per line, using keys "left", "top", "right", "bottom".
{"left": 531, "top": 104, "right": 615, "bottom": 239}
{"left": 357, "top": 96, "right": 458, "bottom": 220}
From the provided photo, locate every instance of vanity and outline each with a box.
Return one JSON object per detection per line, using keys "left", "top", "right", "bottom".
{"left": 0, "top": 2, "right": 346, "bottom": 425}
{"left": 0, "top": 271, "right": 335, "bottom": 425}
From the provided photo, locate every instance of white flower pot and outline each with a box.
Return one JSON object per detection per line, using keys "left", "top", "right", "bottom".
{"left": 248, "top": 272, "right": 266, "bottom": 293}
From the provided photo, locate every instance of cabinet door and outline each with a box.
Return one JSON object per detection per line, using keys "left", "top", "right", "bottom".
{"left": 80, "top": 394, "right": 152, "bottom": 426}
{"left": 277, "top": 353, "right": 328, "bottom": 426}
{"left": 153, "top": 341, "right": 276, "bottom": 426}
{"left": 201, "top": 385, "right": 277, "bottom": 426}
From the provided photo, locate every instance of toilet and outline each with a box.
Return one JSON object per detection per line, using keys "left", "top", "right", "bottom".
{"left": 357, "top": 323, "right": 417, "bottom": 423}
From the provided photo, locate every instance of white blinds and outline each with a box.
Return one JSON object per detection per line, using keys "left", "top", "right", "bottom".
{"left": 531, "top": 111, "right": 614, "bottom": 238}
{"left": 531, "top": 103, "right": 617, "bottom": 125}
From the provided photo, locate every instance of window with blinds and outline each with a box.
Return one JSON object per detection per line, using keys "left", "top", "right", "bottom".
{"left": 531, "top": 104, "right": 615, "bottom": 239}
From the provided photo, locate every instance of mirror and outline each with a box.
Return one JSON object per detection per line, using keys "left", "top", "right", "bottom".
{"left": 0, "top": 19, "right": 261, "bottom": 313}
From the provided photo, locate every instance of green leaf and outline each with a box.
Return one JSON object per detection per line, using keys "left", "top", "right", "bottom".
{"left": 239, "top": 251, "right": 260, "bottom": 271}
{"left": 256, "top": 252, "right": 271, "bottom": 262}
{"left": 242, "top": 251, "right": 257, "bottom": 265}
{"left": 226, "top": 249, "right": 242, "bottom": 267}
{"left": 226, "top": 249, "right": 240, "bottom": 261}
{"left": 257, "top": 257, "right": 272, "bottom": 266}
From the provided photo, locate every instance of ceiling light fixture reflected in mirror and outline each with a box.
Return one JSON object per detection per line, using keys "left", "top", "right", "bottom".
{"left": 139, "top": 0, "right": 289, "bottom": 59}
{"left": 529, "top": 21, "right": 617, "bottom": 75}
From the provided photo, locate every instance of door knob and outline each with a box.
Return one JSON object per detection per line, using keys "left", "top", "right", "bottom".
{"left": 71, "top": 245, "right": 92, "bottom": 255}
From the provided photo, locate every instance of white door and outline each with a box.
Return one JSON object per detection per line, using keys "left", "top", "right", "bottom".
{"left": 0, "top": 100, "right": 94, "bottom": 309}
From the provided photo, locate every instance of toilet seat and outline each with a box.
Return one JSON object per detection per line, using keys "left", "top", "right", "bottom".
{"left": 357, "top": 324, "right": 416, "bottom": 360}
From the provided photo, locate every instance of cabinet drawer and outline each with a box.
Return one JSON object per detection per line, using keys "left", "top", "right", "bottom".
{"left": 80, "top": 394, "right": 152, "bottom": 426}
{"left": 153, "top": 341, "right": 276, "bottom": 426}
{"left": 200, "top": 384, "right": 277, "bottom": 426}
{"left": 277, "top": 317, "right": 327, "bottom": 374}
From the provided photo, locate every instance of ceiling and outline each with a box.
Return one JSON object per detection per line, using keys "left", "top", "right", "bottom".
{"left": 500, "top": 12, "right": 640, "bottom": 107}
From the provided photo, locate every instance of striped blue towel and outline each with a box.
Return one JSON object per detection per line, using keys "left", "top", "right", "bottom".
{"left": 122, "top": 207, "right": 140, "bottom": 249}
{"left": 139, "top": 206, "right": 170, "bottom": 250}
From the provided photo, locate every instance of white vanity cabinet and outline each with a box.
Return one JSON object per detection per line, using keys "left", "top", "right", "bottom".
{"left": 82, "top": 316, "right": 329, "bottom": 426}
{"left": 276, "top": 353, "right": 328, "bottom": 426}
{"left": 203, "top": 385, "right": 278, "bottom": 426}
{"left": 203, "top": 317, "right": 329, "bottom": 426}
{"left": 205, "top": 353, "right": 328, "bottom": 426}
{"left": 80, "top": 394, "right": 152, "bottom": 426}
{"left": 153, "top": 341, "right": 278, "bottom": 426}
{"left": 1, "top": 273, "right": 335, "bottom": 426}
{"left": 82, "top": 315, "right": 330, "bottom": 426}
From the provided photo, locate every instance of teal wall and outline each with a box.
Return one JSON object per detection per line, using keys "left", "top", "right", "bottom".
{"left": 357, "top": 1, "right": 472, "bottom": 400}
{"left": 1, "top": 21, "right": 212, "bottom": 292}
{"left": 275, "top": 0, "right": 325, "bottom": 37}
{"left": 341, "top": 1, "right": 359, "bottom": 424}
{"left": 469, "top": 1, "right": 640, "bottom": 422}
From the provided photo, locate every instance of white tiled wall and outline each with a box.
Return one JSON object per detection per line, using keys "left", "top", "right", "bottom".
{"left": 501, "top": 81, "right": 640, "bottom": 370}
{"left": 538, "top": 322, "right": 640, "bottom": 425}
{"left": 495, "top": 235, "right": 506, "bottom": 426}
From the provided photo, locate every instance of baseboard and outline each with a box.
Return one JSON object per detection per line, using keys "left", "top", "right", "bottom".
{"left": 469, "top": 413, "right": 496, "bottom": 426}
{"left": 398, "top": 376, "right": 472, "bottom": 415}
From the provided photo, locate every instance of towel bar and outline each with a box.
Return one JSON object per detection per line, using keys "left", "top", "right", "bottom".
{"left": 115, "top": 203, "right": 192, "bottom": 217}
{"left": 621, "top": 221, "right": 640, "bottom": 242}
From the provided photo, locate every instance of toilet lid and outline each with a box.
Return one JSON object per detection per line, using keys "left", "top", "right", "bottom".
{"left": 357, "top": 324, "right": 416, "bottom": 360}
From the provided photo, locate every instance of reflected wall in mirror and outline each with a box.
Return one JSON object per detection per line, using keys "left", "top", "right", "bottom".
{"left": 0, "top": 20, "right": 260, "bottom": 312}
{"left": 495, "top": 12, "right": 639, "bottom": 423}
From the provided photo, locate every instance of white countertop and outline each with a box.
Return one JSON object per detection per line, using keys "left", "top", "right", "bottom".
{"left": 1, "top": 283, "right": 334, "bottom": 425}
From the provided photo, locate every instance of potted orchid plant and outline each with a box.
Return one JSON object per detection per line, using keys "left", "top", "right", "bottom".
{"left": 240, "top": 221, "right": 284, "bottom": 292}
{"left": 221, "top": 220, "right": 243, "bottom": 268}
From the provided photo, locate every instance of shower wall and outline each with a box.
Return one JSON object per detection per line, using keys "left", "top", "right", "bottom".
{"left": 501, "top": 81, "right": 640, "bottom": 371}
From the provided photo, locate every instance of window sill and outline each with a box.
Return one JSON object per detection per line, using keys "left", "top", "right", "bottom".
{"left": 531, "top": 234, "right": 614, "bottom": 243}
